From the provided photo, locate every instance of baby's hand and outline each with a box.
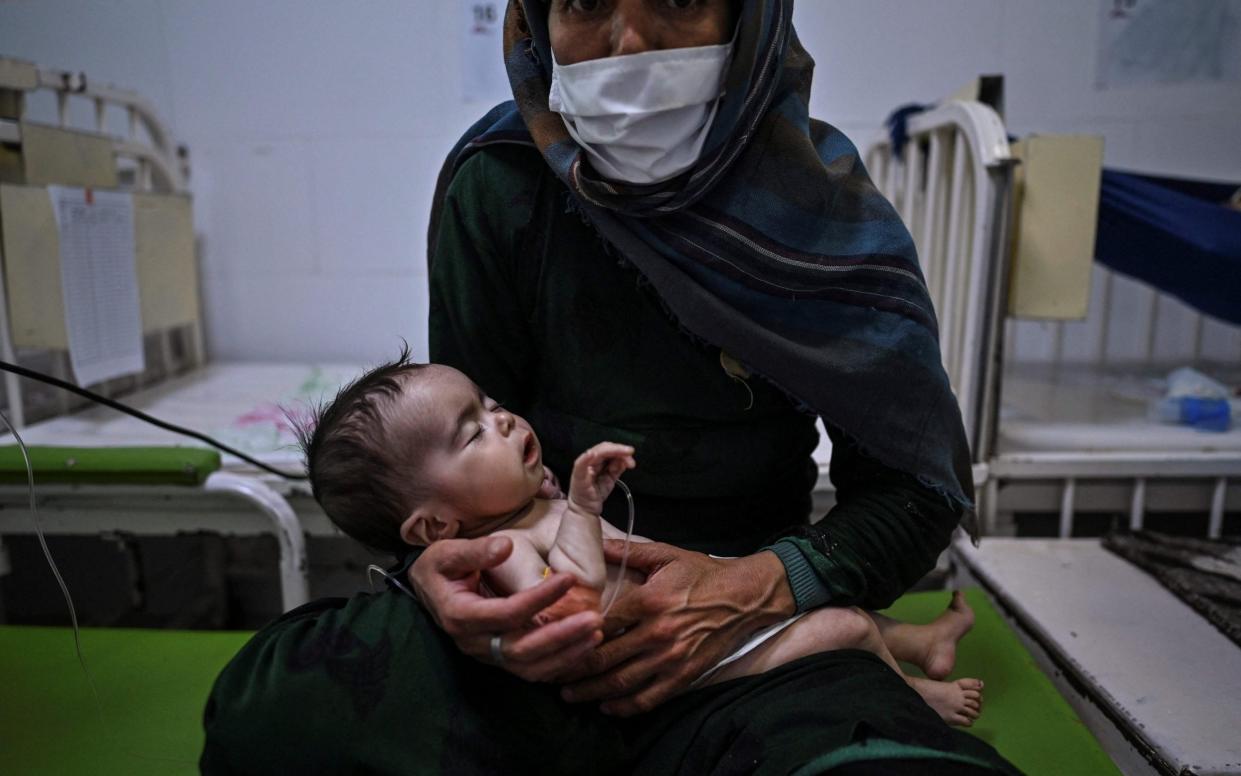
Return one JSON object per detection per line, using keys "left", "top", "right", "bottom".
{"left": 568, "top": 442, "right": 636, "bottom": 516}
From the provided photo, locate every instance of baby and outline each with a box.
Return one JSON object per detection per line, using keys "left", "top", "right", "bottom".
{"left": 299, "top": 353, "right": 983, "bottom": 726}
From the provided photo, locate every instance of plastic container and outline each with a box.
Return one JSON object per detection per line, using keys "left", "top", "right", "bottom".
{"left": 1150, "top": 396, "right": 1232, "bottom": 432}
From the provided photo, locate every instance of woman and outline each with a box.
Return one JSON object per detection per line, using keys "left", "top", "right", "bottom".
{"left": 419, "top": 0, "right": 975, "bottom": 713}
{"left": 203, "top": 2, "right": 1014, "bottom": 772}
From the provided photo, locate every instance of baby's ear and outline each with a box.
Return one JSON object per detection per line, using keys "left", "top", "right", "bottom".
{"left": 400, "top": 509, "right": 458, "bottom": 546}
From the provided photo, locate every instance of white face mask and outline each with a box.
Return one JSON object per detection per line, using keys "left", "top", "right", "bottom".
{"left": 548, "top": 43, "right": 731, "bottom": 185}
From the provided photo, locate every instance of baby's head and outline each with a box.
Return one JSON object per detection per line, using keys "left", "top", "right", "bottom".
{"left": 298, "top": 351, "right": 546, "bottom": 554}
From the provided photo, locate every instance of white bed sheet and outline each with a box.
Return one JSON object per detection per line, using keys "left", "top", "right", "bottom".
{"left": 0, "top": 362, "right": 360, "bottom": 476}
{"left": 998, "top": 363, "right": 1241, "bottom": 454}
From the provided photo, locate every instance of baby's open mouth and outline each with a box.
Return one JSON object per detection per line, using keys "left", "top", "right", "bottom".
{"left": 523, "top": 434, "right": 539, "bottom": 467}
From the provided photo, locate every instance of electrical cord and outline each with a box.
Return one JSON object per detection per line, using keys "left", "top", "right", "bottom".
{"left": 0, "top": 360, "right": 306, "bottom": 479}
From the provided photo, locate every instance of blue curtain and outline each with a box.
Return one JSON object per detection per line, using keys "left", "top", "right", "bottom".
{"left": 1096, "top": 170, "right": 1241, "bottom": 325}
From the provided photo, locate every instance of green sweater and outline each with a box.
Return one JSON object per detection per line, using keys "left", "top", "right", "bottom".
{"left": 429, "top": 144, "right": 961, "bottom": 611}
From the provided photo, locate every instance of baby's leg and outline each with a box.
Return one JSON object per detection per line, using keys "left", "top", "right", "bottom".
{"left": 704, "top": 607, "right": 983, "bottom": 726}
{"left": 704, "top": 607, "right": 903, "bottom": 684}
{"left": 868, "top": 590, "right": 975, "bottom": 680}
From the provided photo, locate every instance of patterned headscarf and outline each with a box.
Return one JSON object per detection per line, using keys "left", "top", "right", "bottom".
{"left": 430, "top": 0, "right": 975, "bottom": 510}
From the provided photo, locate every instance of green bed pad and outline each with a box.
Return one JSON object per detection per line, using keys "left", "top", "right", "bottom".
{"left": 882, "top": 588, "right": 1119, "bottom": 775}
{"left": 0, "top": 445, "right": 220, "bottom": 486}
{"left": 0, "top": 588, "right": 1116, "bottom": 775}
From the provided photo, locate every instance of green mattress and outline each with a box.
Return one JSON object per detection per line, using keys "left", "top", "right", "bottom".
{"left": 883, "top": 588, "right": 1120, "bottom": 775}
{"left": 0, "top": 445, "right": 221, "bottom": 486}
{"left": 0, "top": 589, "right": 1115, "bottom": 774}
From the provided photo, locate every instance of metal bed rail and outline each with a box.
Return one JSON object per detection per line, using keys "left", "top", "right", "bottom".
{"left": 864, "top": 100, "right": 1015, "bottom": 462}
{"left": 0, "top": 58, "right": 188, "bottom": 192}
{"left": 1006, "top": 263, "right": 1241, "bottom": 368}
{"left": 0, "top": 474, "right": 311, "bottom": 611}
{"left": 984, "top": 451, "right": 1238, "bottom": 538}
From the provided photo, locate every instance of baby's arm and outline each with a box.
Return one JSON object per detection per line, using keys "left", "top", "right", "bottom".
{"left": 549, "top": 442, "right": 636, "bottom": 591}
{"left": 483, "top": 531, "right": 601, "bottom": 628}
{"left": 483, "top": 532, "right": 562, "bottom": 596}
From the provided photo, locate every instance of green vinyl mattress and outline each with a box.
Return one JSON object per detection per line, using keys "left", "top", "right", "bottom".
{"left": 0, "top": 589, "right": 1115, "bottom": 774}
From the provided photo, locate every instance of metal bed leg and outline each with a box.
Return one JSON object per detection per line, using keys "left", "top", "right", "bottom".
{"left": 1129, "top": 478, "right": 1146, "bottom": 532}
{"left": 982, "top": 477, "right": 999, "bottom": 536}
{"left": 1208, "top": 478, "right": 1227, "bottom": 540}
{"left": 1059, "top": 478, "right": 1076, "bottom": 539}
{"left": 204, "top": 472, "right": 310, "bottom": 611}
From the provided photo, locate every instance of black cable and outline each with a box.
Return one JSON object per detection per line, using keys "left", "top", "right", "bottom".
{"left": 0, "top": 359, "right": 307, "bottom": 480}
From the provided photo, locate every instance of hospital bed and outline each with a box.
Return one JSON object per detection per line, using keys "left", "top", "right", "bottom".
{"left": 865, "top": 99, "right": 1240, "bottom": 540}
{"left": 865, "top": 99, "right": 1241, "bottom": 773}
{"left": 995, "top": 177, "right": 1240, "bottom": 539}
{"left": 0, "top": 57, "right": 362, "bottom": 612}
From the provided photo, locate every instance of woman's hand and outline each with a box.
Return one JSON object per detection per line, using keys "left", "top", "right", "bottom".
{"left": 409, "top": 535, "right": 604, "bottom": 682}
{"left": 560, "top": 540, "right": 796, "bottom": 716}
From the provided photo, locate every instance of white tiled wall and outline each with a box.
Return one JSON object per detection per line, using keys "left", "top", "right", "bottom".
{"left": 2, "top": 1, "right": 1239, "bottom": 363}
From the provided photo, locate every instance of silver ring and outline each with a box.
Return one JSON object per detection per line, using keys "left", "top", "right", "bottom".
{"left": 489, "top": 633, "right": 505, "bottom": 665}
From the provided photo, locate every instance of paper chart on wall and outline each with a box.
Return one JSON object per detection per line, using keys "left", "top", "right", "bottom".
{"left": 460, "top": 0, "right": 510, "bottom": 103}
{"left": 1096, "top": 0, "right": 1241, "bottom": 88}
{"left": 48, "top": 185, "right": 146, "bottom": 387}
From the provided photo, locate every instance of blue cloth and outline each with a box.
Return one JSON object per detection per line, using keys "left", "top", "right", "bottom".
{"left": 885, "top": 103, "right": 931, "bottom": 162}
{"left": 429, "top": 0, "right": 975, "bottom": 512}
{"left": 884, "top": 101, "right": 1241, "bottom": 326}
{"left": 1096, "top": 170, "right": 1241, "bottom": 325}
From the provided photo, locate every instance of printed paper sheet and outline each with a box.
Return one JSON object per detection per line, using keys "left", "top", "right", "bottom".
{"left": 48, "top": 185, "right": 145, "bottom": 386}
{"left": 461, "top": 0, "right": 510, "bottom": 103}
{"left": 1097, "top": 0, "right": 1241, "bottom": 88}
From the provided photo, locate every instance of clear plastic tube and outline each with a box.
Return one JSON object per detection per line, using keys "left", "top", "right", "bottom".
{"left": 0, "top": 408, "right": 101, "bottom": 707}
{"left": 599, "top": 479, "right": 634, "bottom": 619}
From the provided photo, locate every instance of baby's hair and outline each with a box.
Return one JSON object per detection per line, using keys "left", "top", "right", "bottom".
{"left": 294, "top": 344, "right": 430, "bottom": 555}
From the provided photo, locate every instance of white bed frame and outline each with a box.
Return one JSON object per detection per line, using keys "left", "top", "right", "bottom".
{"left": 0, "top": 58, "right": 311, "bottom": 610}
{"left": 863, "top": 100, "right": 1015, "bottom": 465}
{"left": 864, "top": 103, "right": 1240, "bottom": 538}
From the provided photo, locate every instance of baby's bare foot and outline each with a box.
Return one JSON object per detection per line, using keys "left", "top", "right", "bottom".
{"left": 909, "top": 677, "right": 983, "bottom": 727}
{"left": 921, "top": 590, "right": 975, "bottom": 680}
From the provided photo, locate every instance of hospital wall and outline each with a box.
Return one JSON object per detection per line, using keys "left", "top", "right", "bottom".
{"left": 1, "top": 1, "right": 1239, "bottom": 365}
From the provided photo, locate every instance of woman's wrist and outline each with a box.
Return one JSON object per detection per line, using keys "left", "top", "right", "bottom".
{"left": 738, "top": 550, "right": 798, "bottom": 625}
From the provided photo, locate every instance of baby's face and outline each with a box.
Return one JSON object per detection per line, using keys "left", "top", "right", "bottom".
{"left": 403, "top": 366, "right": 545, "bottom": 534}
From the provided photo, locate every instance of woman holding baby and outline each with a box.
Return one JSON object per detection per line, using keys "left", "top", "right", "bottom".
{"left": 202, "top": 2, "right": 1017, "bottom": 773}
